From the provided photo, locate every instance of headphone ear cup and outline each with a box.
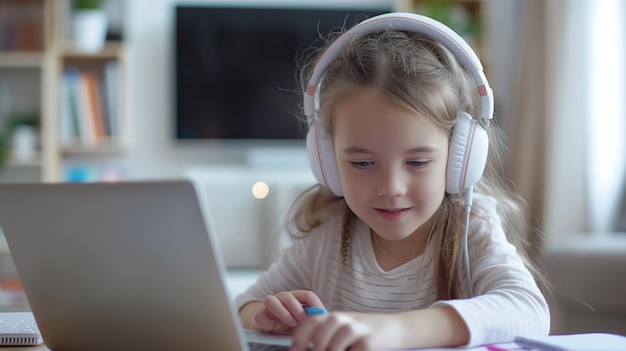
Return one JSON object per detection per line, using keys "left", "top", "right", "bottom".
{"left": 446, "top": 112, "right": 489, "bottom": 194}
{"left": 306, "top": 122, "right": 344, "bottom": 197}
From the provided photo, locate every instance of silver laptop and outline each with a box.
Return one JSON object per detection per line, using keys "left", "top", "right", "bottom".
{"left": 0, "top": 180, "right": 291, "bottom": 351}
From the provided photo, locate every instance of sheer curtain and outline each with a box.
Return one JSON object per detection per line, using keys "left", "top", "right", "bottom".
{"left": 502, "top": 0, "right": 549, "bottom": 241}
{"left": 502, "top": 0, "right": 626, "bottom": 244}
{"left": 586, "top": 0, "right": 625, "bottom": 233}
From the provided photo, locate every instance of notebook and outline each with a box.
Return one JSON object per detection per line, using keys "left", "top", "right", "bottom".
{"left": 0, "top": 180, "right": 292, "bottom": 351}
{"left": 0, "top": 312, "right": 42, "bottom": 346}
{"left": 513, "top": 333, "right": 626, "bottom": 351}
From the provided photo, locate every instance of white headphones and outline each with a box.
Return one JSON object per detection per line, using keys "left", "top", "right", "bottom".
{"left": 304, "top": 12, "right": 494, "bottom": 197}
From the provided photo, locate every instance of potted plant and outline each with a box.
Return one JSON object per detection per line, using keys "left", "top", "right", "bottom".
{"left": 0, "top": 112, "right": 40, "bottom": 170}
{"left": 72, "top": 0, "right": 108, "bottom": 52}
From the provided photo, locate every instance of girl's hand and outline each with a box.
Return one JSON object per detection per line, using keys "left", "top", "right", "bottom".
{"left": 289, "top": 307, "right": 469, "bottom": 351}
{"left": 253, "top": 290, "right": 325, "bottom": 332}
{"left": 290, "top": 312, "right": 392, "bottom": 351}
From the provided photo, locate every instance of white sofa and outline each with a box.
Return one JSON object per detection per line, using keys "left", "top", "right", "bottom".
{"left": 542, "top": 235, "right": 626, "bottom": 335}
{"left": 185, "top": 165, "right": 316, "bottom": 269}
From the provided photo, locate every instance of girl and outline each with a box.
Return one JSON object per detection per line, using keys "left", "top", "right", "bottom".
{"left": 236, "top": 13, "right": 550, "bottom": 350}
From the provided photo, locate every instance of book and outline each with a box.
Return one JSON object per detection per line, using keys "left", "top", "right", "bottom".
{"left": 60, "top": 64, "right": 121, "bottom": 147}
{"left": 76, "top": 72, "right": 97, "bottom": 146}
{"left": 513, "top": 333, "right": 626, "bottom": 351}
{"left": 104, "top": 60, "right": 119, "bottom": 138}
{"left": 61, "top": 68, "right": 83, "bottom": 144}
{"left": 83, "top": 71, "right": 107, "bottom": 140}
{"left": 58, "top": 74, "right": 72, "bottom": 145}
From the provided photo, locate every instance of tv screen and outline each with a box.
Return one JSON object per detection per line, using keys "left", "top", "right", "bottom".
{"left": 174, "top": 5, "right": 390, "bottom": 140}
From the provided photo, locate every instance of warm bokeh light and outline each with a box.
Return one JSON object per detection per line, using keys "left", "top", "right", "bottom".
{"left": 251, "top": 182, "right": 270, "bottom": 200}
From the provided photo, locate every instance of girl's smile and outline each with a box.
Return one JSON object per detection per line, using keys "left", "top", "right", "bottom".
{"left": 374, "top": 207, "right": 412, "bottom": 221}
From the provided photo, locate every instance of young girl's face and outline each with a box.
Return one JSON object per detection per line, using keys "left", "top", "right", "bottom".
{"left": 332, "top": 89, "right": 449, "bottom": 241}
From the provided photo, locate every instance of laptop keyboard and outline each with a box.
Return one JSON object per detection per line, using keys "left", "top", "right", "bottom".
{"left": 248, "top": 343, "right": 290, "bottom": 351}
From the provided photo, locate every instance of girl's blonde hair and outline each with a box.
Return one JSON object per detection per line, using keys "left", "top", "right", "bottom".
{"left": 288, "top": 29, "right": 550, "bottom": 300}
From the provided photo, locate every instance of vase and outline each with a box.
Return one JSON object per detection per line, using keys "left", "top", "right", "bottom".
{"left": 72, "top": 9, "right": 108, "bottom": 53}
{"left": 12, "top": 125, "right": 37, "bottom": 162}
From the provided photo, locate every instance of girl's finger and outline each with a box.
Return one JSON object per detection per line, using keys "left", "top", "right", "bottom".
{"left": 290, "top": 315, "right": 321, "bottom": 351}
{"left": 263, "top": 295, "right": 298, "bottom": 328}
{"left": 327, "top": 323, "right": 361, "bottom": 351}
{"left": 275, "top": 291, "right": 311, "bottom": 323}
{"left": 253, "top": 309, "right": 281, "bottom": 332}
{"left": 308, "top": 316, "right": 338, "bottom": 351}
{"left": 291, "top": 290, "right": 325, "bottom": 309}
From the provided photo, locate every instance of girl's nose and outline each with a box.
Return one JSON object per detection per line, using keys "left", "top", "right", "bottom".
{"left": 376, "top": 168, "right": 407, "bottom": 197}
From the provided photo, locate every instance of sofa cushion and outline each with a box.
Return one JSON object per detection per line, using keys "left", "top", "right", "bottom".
{"left": 543, "top": 235, "right": 626, "bottom": 334}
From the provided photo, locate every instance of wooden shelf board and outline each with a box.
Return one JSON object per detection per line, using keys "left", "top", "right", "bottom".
{"left": 62, "top": 141, "right": 126, "bottom": 154}
{"left": 58, "top": 42, "right": 124, "bottom": 60}
{"left": 0, "top": 51, "right": 45, "bottom": 68}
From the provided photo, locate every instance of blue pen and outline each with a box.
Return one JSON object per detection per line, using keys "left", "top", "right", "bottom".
{"left": 304, "top": 306, "right": 327, "bottom": 316}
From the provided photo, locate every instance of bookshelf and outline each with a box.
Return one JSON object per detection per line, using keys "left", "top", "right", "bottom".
{"left": 0, "top": 0, "right": 48, "bottom": 182}
{"left": 0, "top": 0, "right": 128, "bottom": 182}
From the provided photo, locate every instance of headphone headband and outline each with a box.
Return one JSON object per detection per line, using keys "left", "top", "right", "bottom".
{"left": 303, "top": 12, "right": 494, "bottom": 123}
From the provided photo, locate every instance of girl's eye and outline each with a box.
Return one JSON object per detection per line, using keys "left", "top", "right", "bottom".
{"left": 350, "top": 160, "right": 373, "bottom": 169}
{"left": 407, "top": 160, "right": 429, "bottom": 168}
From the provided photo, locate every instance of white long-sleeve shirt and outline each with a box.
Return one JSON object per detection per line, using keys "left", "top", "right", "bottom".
{"left": 234, "top": 194, "right": 550, "bottom": 347}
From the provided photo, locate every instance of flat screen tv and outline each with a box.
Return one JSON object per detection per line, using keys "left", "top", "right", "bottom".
{"left": 174, "top": 5, "right": 390, "bottom": 141}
